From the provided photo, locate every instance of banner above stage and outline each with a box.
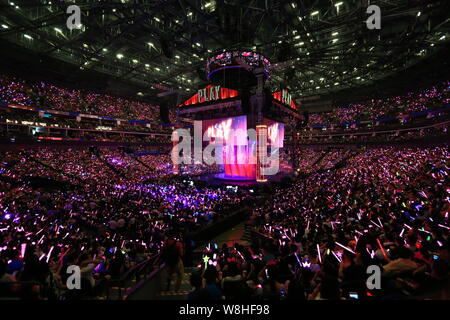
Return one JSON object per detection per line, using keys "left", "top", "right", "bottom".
{"left": 179, "top": 85, "right": 299, "bottom": 111}
{"left": 272, "top": 89, "right": 298, "bottom": 110}
{"left": 179, "top": 85, "right": 239, "bottom": 107}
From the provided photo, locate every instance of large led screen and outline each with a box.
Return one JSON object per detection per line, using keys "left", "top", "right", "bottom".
{"left": 201, "top": 116, "right": 284, "bottom": 179}
{"left": 263, "top": 118, "right": 285, "bottom": 148}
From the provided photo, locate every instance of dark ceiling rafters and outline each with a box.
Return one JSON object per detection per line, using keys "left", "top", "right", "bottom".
{"left": 0, "top": 0, "right": 448, "bottom": 104}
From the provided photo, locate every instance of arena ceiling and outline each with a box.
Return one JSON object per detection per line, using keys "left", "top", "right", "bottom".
{"left": 0, "top": 0, "right": 449, "bottom": 106}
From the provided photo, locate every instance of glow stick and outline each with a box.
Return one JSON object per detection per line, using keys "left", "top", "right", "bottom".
{"left": 376, "top": 238, "right": 388, "bottom": 260}
{"left": 202, "top": 255, "right": 210, "bottom": 267}
{"left": 332, "top": 251, "right": 342, "bottom": 263}
{"left": 294, "top": 252, "right": 303, "bottom": 267}
{"left": 46, "top": 246, "right": 54, "bottom": 263}
{"left": 399, "top": 228, "right": 405, "bottom": 237}
{"left": 20, "top": 243, "right": 27, "bottom": 259}
{"left": 377, "top": 217, "right": 383, "bottom": 228}
{"left": 316, "top": 244, "right": 322, "bottom": 264}
{"left": 283, "top": 231, "right": 291, "bottom": 240}
{"left": 438, "top": 224, "right": 450, "bottom": 230}
{"left": 370, "top": 220, "right": 382, "bottom": 229}
{"left": 38, "top": 234, "right": 45, "bottom": 245}
{"left": 335, "top": 241, "right": 356, "bottom": 254}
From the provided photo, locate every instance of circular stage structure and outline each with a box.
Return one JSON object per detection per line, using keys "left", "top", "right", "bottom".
{"left": 174, "top": 49, "right": 301, "bottom": 183}
{"left": 206, "top": 51, "right": 271, "bottom": 89}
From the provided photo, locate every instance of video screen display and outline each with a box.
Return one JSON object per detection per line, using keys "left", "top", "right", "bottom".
{"left": 202, "top": 115, "right": 248, "bottom": 146}
{"left": 263, "top": 118, "right": 285, "bottom": 148}
{"left": 202, "top": 116, "right": 284, "bottom": 148}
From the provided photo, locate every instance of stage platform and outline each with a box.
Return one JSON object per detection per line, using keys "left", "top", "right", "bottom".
{"left": 214, "top": 173, "right": 256, "bottom": 181}
{"left": 194, "top": 169, "right": 293, "bottom": 187}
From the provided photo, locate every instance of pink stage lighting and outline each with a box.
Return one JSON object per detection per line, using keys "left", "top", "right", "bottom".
{"left": 203, "top": 116, "right": 284, "bottom": 180}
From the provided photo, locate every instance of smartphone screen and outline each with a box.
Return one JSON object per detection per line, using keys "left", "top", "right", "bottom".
{"left": 349, "top": 292, "right": 359, "bottom": 299}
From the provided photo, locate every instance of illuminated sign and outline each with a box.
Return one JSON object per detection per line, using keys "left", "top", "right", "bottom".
{"left": 179, "top": 85, "right": 238, "bottom": 107}
{"left": 272, "top": 89, "right": 298, "bottom": 110}
{"left": 282, "top": 90, "right": 292, "bottom": 106}
{"left": 198, "top": 85, "right": 221, "bottom": 103}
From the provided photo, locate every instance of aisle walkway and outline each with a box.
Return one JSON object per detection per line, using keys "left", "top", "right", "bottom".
{"left": 194, "top": 222, "right": 250, "bottom": 252}
{"left": 155, "top": 267, "right": 199, "bottom": 300}
{"left": 155, "top": 222, "right": 251, "bottom": 299}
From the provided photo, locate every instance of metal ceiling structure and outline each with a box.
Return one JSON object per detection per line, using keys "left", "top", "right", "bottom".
{"left": 0, "top": 0, "right": 449, "bottom": 105}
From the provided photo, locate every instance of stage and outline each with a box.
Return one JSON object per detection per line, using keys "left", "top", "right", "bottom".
{"left": 173, "top": 50, "right": 302, "bottom": 183}
{"left": 193, "top": 169, "right": 293, "bottom": 187}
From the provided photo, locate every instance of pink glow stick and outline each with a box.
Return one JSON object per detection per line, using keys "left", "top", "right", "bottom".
{"left": 332, "top": 251, "right": 342, "bottom": 263}
{"left": 37, "top": 234, "right": 45, "bottom": 245}
{"left": 316, "top": 244, "right": 322, "bottom": 264}
{"left": 370, "top": 220, "right": 382, "bottom": 228}
{"left": 335, "top": 241, "right": 356, "bottom": 254}
{"left": 20, "top": 243, "right": 27, "bottom": 259}
{"left": 377, "top": 218, "right": 383, "bottom": 228}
